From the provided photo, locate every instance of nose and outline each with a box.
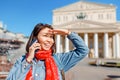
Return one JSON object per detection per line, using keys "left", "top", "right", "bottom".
{"left": 46, "top": 37, "right": 54, "bottom": 44}
{"left": 46, "top": 37, "right": 52, "bottom": 42}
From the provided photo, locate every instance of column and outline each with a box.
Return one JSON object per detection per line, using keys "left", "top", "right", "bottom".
{"left": 104, "top": 33, "right": 109, "bottom": 58}
{"left": 84, "top": 33, "right": 89, "bottom": 57}
{"left": 115, "top": 33, "right": 120, "bottom": 58}
{"left": 65, "top": 36, "right": 69, "bottom": 52}
{"left": 94, "top": 33, "right": 99, "bottom": 58}
{"left": 113, "top": 35, "right": 116, "bottom": 58}
{"left": 56, "top": 35, "right": 61, "bottom": 53}
{"left": 84, "top": 33, "right": 88, "bottom": 47}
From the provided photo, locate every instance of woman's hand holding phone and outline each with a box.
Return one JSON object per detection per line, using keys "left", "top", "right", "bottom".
{"left": 26, "top": 39, "right": 41, "bottom": 63}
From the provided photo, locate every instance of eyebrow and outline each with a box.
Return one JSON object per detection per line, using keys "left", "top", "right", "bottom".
{"left": 40, "top": 33, "right": 54, "bottom": 36}
{"left": 41, "top": 31, "right": 53, "bottom": 34}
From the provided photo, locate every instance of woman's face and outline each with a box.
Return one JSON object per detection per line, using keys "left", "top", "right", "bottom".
{"left": 37, "top": 27, "right": 54, "bottom": 51}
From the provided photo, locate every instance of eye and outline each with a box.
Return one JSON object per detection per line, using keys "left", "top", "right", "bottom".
{"left": 42, "top": 34, "right": 53, "bottom": 38}
{"left": 43, "top": 34, "right": 48, "bottom": 37}
{"left": 50, "top": 35, "right": 53, "bottom": 38}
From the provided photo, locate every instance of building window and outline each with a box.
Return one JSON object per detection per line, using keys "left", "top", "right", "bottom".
{"left": 63, "top": 16, "right": 68, "bottom": 21}
{"left": 78, "top": 4, "right": 83, "bottom": 9}
{"left": 72, "top": 16, "right": 74, "bottom": 21}
{"left": 56, "top": 16, "right": 61, "bottom": 22}
{"left": 107, "top": 13, "right": 112, "bottom": 19}
{"left": 98, "top": 14, "right": 103, "bottom": 19}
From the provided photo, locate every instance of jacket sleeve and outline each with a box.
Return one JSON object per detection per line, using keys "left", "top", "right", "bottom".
{"left": 56, "top": 32, "right": 89, "bottom": 72}
{"left": 6, "top": 55, "right": 32, "bottom": 80}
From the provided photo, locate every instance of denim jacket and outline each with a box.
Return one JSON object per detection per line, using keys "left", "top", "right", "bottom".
{"left": 6, "top": 32, "right": 89, "bottom": 80}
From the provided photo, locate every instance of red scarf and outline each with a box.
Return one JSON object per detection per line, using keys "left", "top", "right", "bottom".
{"left": 25, "top": 49, "right": 59, "bottom": 80}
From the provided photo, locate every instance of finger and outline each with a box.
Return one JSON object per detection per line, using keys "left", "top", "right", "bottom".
{"left": 53, "top": 29, "right": 62, "bottom": 32}
{"left": 53, "top": 29, "right": 69, "bottom": 35}
{"left": 53, "top": 31, "right": 59, "bottom": 34}
{"left": 52, "top": 30, "right": 62, "bottom": 34}
{"left": 35, "top": 46, "right": 41, "bottom": 50}
{"left": 30, "top": 43, "right": 40, "bottom": 50}
{"left": 52, "top": 30, "right": 66, "bottom": 35}
{"left": 49, "top": 29, "right": 53, "bottom": 32}
{"left": 32, "top": 43, "right": 40, "bottom": 47}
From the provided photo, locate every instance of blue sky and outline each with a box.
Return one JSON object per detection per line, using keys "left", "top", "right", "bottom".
{"left": 0, "top": 0, "right": 120, "bottom": 36}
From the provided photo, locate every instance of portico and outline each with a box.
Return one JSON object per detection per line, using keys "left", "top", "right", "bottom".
{"left": 54, "top": 20, "right": 120, "bottom": 59}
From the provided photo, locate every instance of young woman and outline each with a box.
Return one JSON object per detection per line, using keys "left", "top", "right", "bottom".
{"left": 6, "top": 23, "right": 89, "bottom": 80}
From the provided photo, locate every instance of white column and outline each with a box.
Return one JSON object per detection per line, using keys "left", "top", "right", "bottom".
{"left": 113, "top": 35, "right": 116, "bottom": 58}
{"left": 115, "top": 33, "right": 120, "bottom": 58}
{"left": 94, "top": 33, "right": 99, "bottom": 58}
{"left": 65, "top": 36, "right": 69, "bottom": 52}
{"left": 56, "top": 35, "right": 61, "bottom": 53}
{"left": 104, "top": 33, "right": 109, "bottom": 58}
{"left": 84, "top": 33, "right": 88, "bottom": 47}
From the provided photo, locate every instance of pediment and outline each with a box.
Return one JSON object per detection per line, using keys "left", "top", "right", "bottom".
{"left": 53, "top": 1, "right": 115, "bottom": 12}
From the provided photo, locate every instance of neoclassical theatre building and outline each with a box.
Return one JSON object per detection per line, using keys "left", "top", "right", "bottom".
{"left": 52, "top": 1, "right": 120, "bottom": 59}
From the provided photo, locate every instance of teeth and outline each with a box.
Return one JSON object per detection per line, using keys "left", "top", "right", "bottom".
{"left": 45, "top": 44, "right": 51, "bottom": 46}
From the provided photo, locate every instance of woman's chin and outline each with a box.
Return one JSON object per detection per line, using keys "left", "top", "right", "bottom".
{"left": 42, "top": 48, "right": 51, "bottom": 51}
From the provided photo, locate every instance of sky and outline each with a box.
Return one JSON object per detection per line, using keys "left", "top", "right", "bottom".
{"left": 0, "top": 0, "right": 120, "bottom": 36}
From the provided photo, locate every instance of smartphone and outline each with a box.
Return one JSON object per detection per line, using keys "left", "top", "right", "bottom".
{"left": 30, "top": 38, "right": 38, "bottom": 46}
{"left": 30, "top": 38, "right": 39, "bottom": 53}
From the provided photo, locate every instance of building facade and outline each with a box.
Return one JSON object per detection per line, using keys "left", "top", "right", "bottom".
{"left": 52, "top": 1, "right": 120, "bottom": 59}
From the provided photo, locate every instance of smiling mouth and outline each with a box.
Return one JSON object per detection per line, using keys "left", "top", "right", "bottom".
{"left": 44, "top": 44, "right": 52, "bottom": 47}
